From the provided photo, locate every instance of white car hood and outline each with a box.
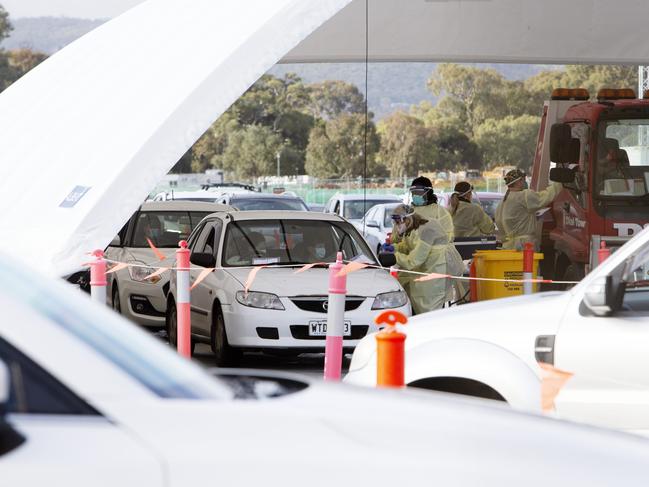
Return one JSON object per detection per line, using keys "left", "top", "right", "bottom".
{"left": 352, "top": 290, "right": 572, "bottom": 377}
{"left": 224, "top": 267, "right": 401, "bottom": 297}
{"left": 111, "top": 379, "right": 649, "bottom": 486}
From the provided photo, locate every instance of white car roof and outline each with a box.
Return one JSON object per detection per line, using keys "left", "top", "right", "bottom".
{"left": 332, "top": 193, "right": 402, "bottom": 201}
{"left": 140, "top": 201, "right": 234, "bottom": 212}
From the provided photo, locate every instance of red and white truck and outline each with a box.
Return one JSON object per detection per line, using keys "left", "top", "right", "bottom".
{"left": 531, "top": 88, "right": 649, "bottom": 281}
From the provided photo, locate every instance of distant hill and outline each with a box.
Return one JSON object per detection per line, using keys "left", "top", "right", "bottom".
{"left": 2, "top": 16, "right": 562, "bottom": 118}
{"left": 1, "top": 17, "right": 106, "bottom": 54}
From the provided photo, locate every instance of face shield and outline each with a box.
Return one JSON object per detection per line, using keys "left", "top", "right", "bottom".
{"left": 409, "top": 186, "right": 432, "bottom": 206}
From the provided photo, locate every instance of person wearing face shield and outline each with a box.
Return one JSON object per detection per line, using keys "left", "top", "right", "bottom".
{"left": 391, "top": 204, "right": 464, "bottom": 314}
{"left": 495, "top": 169, "right": 562, "bottom": 250}
{"left": 405, "top": 176, "right": 454, "bottom": 242}
{"left": 449, "top": 181, "right": 495, "bottom": 237}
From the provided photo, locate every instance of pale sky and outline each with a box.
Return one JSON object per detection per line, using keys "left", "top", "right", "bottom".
{"left": 1, "top": 0, "right": 145, "bottom": 19}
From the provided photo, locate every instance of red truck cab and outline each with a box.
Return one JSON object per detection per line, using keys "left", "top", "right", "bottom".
{"left": 531, "top": 88, "right": 649, "bottom": 281}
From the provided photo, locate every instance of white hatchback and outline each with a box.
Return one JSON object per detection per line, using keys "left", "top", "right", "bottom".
{"left": 167, "top": 211, "right": 411, "bottom": 364}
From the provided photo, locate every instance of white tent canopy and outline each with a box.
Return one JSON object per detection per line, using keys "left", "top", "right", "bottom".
{"left": 0, "top": 0, "right": 351, "bottom": 276}
{"left": 1, "top": 0, "right": 648, "bottom": 276}
{"left": 283, "top": 0, "right": 649, "bottom": 65}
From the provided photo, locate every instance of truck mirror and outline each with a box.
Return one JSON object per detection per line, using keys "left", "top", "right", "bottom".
{"left": 549, "top": 167, "right": 575, "bottom": 184}
{"left": 550, "top": 124, "right": 580, "bottom": 164}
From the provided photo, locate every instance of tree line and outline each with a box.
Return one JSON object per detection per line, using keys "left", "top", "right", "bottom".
{"left": 0, "top": 4, "right": 638, "bottom": 180}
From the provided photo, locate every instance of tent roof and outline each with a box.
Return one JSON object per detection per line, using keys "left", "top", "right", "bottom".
{"left": 0, "top": 0, "right": 351, "bottom": 276}
{"left": 282, "top": 0, "right": 649, "bottom": 65}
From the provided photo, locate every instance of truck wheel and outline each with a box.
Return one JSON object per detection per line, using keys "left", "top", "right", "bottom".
{"left": 211, "top": 304, "right": 240, "bottom": 367}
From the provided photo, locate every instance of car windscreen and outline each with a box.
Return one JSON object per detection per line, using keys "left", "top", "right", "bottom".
{"left": 596, "top": 118, "right": 649, "bottom": 199}
{"left": 344, "top": 199, "right": 398, "bottom": 220}
{"left": 232, "top": 198, "right": 307, "bottom": 211}
{"left": 0, "top": 255, "right": 231, "bottom": 400}
{"left": 131, "top": 211, "right": 211, "bottom": 248}
{"left": 222, "top": 219, "right": 376, "bottom": 267}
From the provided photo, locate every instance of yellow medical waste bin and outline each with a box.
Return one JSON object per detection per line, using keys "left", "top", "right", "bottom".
{"left": 473, "top": 250, "right": 543, "bottom": 301}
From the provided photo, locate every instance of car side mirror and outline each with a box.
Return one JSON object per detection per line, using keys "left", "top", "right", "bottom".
{"left": 549, "top": 167, "right": 576, "bottom": 184}
{"left": 378, "top": 252, "right": 396, "bottom": 268}
{"left": 583, "top": 275, "right": 625, "bottom": 316}
{"left": 550, "top": 123, "right": 580, "bottom": 164}
{"left": 190, "top": 252, "right": 216, "bottom": 268}
{"left": 366, "top": 220, "right": 380, "bottom": 229}
{"left": 109, "top": 235, "right": 121, "bottom": 247}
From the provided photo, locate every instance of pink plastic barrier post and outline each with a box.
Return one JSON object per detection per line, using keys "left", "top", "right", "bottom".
{"left": 324, "top": 252, "right": 347, "bottom": 381}
{"left": 176, "top": 240, "right": 191, "bottom": 358}
{"left": 598, "top": 241, "right": 611, "bottom": 265}
{"left": 90, "top": 250, "right": 107, "bottom": 304}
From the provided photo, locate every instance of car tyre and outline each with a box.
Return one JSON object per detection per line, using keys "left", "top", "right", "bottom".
{"left": 211, "top": 305, "right": 240, "bottom": 366}
{"left": 166, "top": 300, "right": 197, "bottom": 356}
{"left": 112, "top": 283, "right": 121, "bottom": 313}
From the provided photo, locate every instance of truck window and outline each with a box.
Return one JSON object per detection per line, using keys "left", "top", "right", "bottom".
{"left": 596, "top": 119, "right": 649, "bottom": 199}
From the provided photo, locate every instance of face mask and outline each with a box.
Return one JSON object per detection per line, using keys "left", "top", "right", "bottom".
{"left": 522, "top": 181, "right": 529, "bottom": 190}
{"left": 412, "top": 194, "right": 426, "bottom": 206}
{"left": 314, "top": 245, "right": 326, "bottom": 259}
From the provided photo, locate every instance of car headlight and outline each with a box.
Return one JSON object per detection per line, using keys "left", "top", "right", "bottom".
{"left": 371, "top": 290, "right": 408, "bottom": 310}
{"left": 236, "top": 291, "right": 285, "bottom": 310}
{"left": 128, "top": 262, "right": 161, "bottom": 284}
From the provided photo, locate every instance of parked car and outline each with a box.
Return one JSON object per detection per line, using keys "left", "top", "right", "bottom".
{"left": 307, "top": 202, "right": 326, "bottom": 212}
{"left": 3, "top": 253, "right": 649, "bottom": 486}
{"left": 346, "top": 225, "right": 649, "bottom": 435}
{"left": 324, "top": 193, "right": 402, "bottom": 224}
{"left": 215, "top": 192, "right": 309, "bottom": 211}
{"left": 358, "top": 202, "right": 401, "bottom": 254}
{"left": 475, "top": 191, "right": 504, "bottom": 220}
{"left": 105, "top": 201, "right": 232, "bottom": 327}
{"left": 167, "top": 210, "right": 410, "bottom": 365}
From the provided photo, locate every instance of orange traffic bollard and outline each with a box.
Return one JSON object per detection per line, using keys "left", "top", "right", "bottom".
{"left": 375, "top": 310, "right": 408, "bottom": 387}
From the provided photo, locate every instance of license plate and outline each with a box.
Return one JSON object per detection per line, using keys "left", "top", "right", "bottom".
{"left": 308, "top": 320, "right": 351, "bottom": 337}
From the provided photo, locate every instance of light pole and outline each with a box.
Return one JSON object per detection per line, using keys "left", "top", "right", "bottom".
{"left": 276, "top": 151, "right": 281, "bottom": 178}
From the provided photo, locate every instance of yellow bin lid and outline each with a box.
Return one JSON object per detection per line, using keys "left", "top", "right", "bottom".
{"left": 473, "top": 250, "right": 543, "bottom": 261}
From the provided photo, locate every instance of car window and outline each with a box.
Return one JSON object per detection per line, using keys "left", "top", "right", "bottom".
{"left": 131, "top": 211, "right": 193, "bottom": 248}
{"left": 0, "top": 337, "right": 99, "bottom": 415}
{"left": 222, "top": 219, "right": 376, "bottom": 267}
{"left": 365, "top": 206, "right": 377, "bottom": 222}
{"left": 193, "top": 220, "right": 223, "bottom": 256}
{"left": 343, "top": 200, "right": 398, "bottom": 220}
{"left": 189, "top": 211, "right": 211, "bottom": 227}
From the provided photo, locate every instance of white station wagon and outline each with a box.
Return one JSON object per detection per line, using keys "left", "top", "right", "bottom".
{"left": 167, "top": 211, "right": 411, "bottom": 365}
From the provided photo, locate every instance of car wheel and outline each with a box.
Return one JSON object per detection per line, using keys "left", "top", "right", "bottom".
{"left": 211, "top": 305, "right": 240, "bottom": 366}
{"left": 112, "top": 284, "right": 121, "bottom": 313}
{"left": 167, "top": 300, "right": 178, "bottom": 348}
{"left": 166, "top": 300, "right": 197, "bottom": 356}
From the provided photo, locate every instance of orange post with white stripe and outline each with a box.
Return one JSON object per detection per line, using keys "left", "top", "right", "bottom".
{"left": 523, "top": 242, "right": 534, "bottom": 295}
{"left": 176, "top": 240, "right": 191, "bottom": 358}
{"left": 375, "top": 310, "right": 408, "bottom": 387}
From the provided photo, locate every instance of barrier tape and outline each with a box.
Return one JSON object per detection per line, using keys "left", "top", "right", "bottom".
{"left": 95, "top": 257, "right": 581, "bottom": 289}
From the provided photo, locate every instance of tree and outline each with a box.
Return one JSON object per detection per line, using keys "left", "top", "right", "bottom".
{"left": 308, "top": 80, "right": 365, "bottom": 119}
{"left": 191, "top": 112, "right": 240, "bottom": 173}
{"left": 429, "top": 123, "right": 483, "bottom": 170}
{"left": 378, "top": 112, "right": 437, "bottom": 177}
{"left": 0, "top": 4, "right": 12, "bottom": 44}
{"left": 305, "top": 113, "right": 381, "bottom": 179}
{"left": 221, "top": 124, "right": 284, "bottom": 180}
{"left": 474, "top": 115, "right": 540, "bottom": 171}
